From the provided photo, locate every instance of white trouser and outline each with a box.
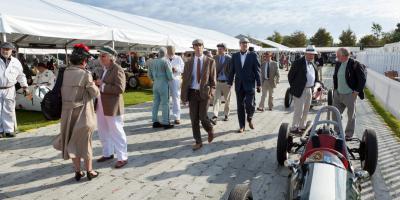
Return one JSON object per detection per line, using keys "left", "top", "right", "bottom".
{"left": 292, "top": 88, "right": 312, "bottom": 129}
{"left": 96, "top": 97, "right": 128, "bottom": 161}
{"left": 0, "top": 87, "right": 16, "bottom": 133}
{"left": 169, "top": 77, "right": 181, "bottom": 120}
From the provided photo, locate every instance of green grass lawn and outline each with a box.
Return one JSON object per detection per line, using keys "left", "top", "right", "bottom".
{"left": 365, "top": 88, "right": 400, "bottom": 138}
{"left": 16, "top": 88, "right": 153, "bottom": 132}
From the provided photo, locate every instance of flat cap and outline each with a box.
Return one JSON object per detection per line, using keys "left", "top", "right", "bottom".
{"left": 217, "top": 43, "right": 227, "bottom": 48}
{"left": 192, "top": 39, "right": 204, "bottom": 45}
{"left": 98, "top": 45, "right": 118, "bottom": 56}
{"left": 239, "top": 38, "right": 250, "bottom": 43}
{"left": 0, "top": 42, "right": 15, "bottom": 49}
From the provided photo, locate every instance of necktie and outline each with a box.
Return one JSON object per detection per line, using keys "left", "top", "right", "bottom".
{"left": 219, "top": 56, "right": 223, "bottom": 64}
{"left": 197, "top": 58, "right": 201, "bottom": 83}
{"left": 267, "top": 62, "right": 270, "bottom": 79}
{"left": 240, "top": 51, "right": 246, "bottom": 55}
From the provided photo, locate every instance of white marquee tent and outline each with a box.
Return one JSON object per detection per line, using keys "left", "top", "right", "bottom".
{"left": 0, "top": 0, "right": 258, "bottom": 52}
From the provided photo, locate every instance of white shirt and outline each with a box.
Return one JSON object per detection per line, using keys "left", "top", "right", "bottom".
{"left": 240, "top": 51, "right": 247, "bottom": 68}
{"left": 305, "top": 60, "right": 316, "bottom": 88}
{"left": 264, "top": 62, "right": 270, "bottom": 80}
{"left": 0, "top": 56, "right": 27, "bottom": 88}
{"left": 101, "top": 67, "right": 108, "bottom": 92}
{"left": 191, "top": 55, "right": 204, "bottom": 90}
{"left": 168, "top": 55, "right": 184, "bottom": 79}
{"left": 33, "top": 69, "right": 56, "bottom": 89}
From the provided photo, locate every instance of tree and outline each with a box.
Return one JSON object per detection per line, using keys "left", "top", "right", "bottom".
{"left": 371, "top": 22, "right": 382, "bottom": 39}
{"left": 310, "top": 28, "right": 333, "bottom": 47}
{"left": 338, "top": 28, "right": 357, "bottom": 46}
{"left": 267, "top": 31, "right": 283, "bottom": 44}
{"left": 359, "top": 34, "right": 380, "bottom": 47}
{"left": 282, "top": 31, "right": 308, "bottom": 47}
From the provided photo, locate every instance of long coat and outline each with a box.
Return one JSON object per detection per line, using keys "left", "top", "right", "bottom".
{"left": 181, "top": 56, "right": 216, "bottom": 102}
{"left": 59, "top": 66, "right": 99, "bottom": 160}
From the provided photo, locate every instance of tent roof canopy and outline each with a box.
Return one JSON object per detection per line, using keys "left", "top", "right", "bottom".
{"left": 0, "top": 0, "right": 260, "bottom": 51}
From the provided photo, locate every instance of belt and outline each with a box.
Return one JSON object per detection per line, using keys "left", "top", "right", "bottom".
{"left": 217, "top": 80, "right": 227, "bottom": 83}
{"left": 0, "top": 86, "right": 13, "bottom": 89}
{"left": 189, "top": 88, "right": 200, "bottom": 92}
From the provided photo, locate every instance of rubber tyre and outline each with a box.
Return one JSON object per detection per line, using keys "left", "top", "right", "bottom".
{"left": 128, "top": 76, "right": 138, "bottom": 89}
{"left": 328, "top": 89, "right": 333, "bottom": 106}
{"left": 277, "top": 123, "right": 290, "bottom": 165}
{"left": 284, "top": 88, "right": 292, "bottom": 108}
{"left": 228, "top": 184, "right": 253, "bottom": 200}
{"left": 360, "top": 129, "right": 378, "bottom": 175}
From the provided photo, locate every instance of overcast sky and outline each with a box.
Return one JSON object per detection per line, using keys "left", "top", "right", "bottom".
{"left": 72, "top": 0, "right": 400, "bottom": 42}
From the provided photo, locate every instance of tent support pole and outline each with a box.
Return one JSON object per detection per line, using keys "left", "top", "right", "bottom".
{"left": 2, "top": 33, "right": 6, "bottom": 42}
{"left": 112, "top": 40, "right": 115, "bottom": 49}
{"left": 65, "top": 46, "right": 69, "bottom": 65}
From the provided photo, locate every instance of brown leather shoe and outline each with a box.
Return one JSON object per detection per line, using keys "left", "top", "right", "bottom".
{"left": 115, "top": 160, "right": 128, "bottom": 168}
{"left": 257, "top": 107, "right": 264, "bottom": 112}
{"left": 248, "top": 120, "right": 254, "bottom": 129}
{"left": 97, "top": 155, "right": 114, "bottom": 162}
{"left": 174, "top": 120, "right": 181, "bottom": 125}
{"left": 238, "top": 128, "right": 245, "bottom": 133}
{"left": 207, "top": 129, "right": 214, "bottom": 143}
{"left": 192, "top": 143, "right": 203, "bottom": 151}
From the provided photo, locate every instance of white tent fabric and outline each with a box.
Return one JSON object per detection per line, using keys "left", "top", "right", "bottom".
{"left": 0, "top": 0, "right": 258, "bottom": 51}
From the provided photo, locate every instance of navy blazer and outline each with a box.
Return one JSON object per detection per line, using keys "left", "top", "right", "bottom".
{"left": 288, "top": 57, "right": 319, "bottom": 98}
{"left": 228, "top": 51, "right": 261, "bottom": 92}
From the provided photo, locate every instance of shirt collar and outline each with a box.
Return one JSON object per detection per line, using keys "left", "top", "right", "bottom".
{"left": 195, "top": 55, "right": 204, "bottom": 60}
{"left": 240, "top": 51, "right": 248, "bottom": 55}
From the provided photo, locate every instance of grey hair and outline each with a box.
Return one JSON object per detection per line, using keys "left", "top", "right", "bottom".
{"left": 337, "top": 47, "right": 350, "bottom": 57}
{"left": 158, "top": 47, "right": 167, "bottom": 58}
{"left": 166, "top": 46, "right": 175, "bottom": 54}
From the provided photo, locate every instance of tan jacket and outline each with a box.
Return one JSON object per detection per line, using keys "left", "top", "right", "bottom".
{"left": 60, "top": 66, "right": 100, "bottom": 160}
{"left": 261, "top": 61, "right": 280, "bottom": 88}
{"left": 181, "top": 56, "right": 216, "bottom": 102}
{"left": 100, "top": 63, "right": 126, "bottom": 116}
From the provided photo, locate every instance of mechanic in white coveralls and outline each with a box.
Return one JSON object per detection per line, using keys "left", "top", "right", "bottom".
{"left": 0, "top": 42, "right": 29, "bottom": 138}
{"left": 166, "top": 46, "right": 185, "bottom": 125}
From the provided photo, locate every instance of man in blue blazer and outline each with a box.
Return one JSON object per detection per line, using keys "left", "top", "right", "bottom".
{"left": 228, "top": 38, "right": 261, "bottom": 133}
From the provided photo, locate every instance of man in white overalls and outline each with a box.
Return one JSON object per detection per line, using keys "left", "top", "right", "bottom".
{"left": 167, "top": 46, "right": 184, "bottom": 124}
{"left": 0, "top": 42, "right": 29, "bottom": 138}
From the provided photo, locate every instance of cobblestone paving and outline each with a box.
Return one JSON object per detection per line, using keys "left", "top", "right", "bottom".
{"left": 0, "top": 67, "right": 398, "bottom": 200}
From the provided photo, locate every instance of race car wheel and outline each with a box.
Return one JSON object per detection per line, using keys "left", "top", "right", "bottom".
{"left": 228, "top": 184, "right": 253, "bottom": 200}
{"left": 328, "top": 89, "right": 333, "bottom": 106}
{"left": 360, "top": 129, "right": 378, "bottom": 175}
{"left": 284, "top": 88, "right": 292, "bottom": 108}
{"left": 128, "top": 76, "right": 139, "bottom": 89}
{"left": 277, "top": 123, "right": 290, "bottom": 165}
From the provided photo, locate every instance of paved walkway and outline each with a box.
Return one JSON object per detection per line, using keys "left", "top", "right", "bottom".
{"left": 0, "top": 67, "right": 399, "bottom": 200}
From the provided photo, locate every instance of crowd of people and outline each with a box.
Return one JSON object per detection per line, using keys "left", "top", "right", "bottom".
{"left": 0, "top": 38, "right": 366, "bottom": 181}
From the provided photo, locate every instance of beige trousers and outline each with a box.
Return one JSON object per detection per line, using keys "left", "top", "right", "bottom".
{"left": 292, "top": 88, "right": 312, "bottom": 129}
{"left": 258, "top": 81, "right": 274, "bottom": 109}
{"left": 212, "top": 81, "right": 231, "bottom": 117}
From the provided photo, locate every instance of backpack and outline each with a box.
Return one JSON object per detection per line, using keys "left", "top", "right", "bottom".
{"left": 41, "top": 67, "right": 65, "bottom": 120}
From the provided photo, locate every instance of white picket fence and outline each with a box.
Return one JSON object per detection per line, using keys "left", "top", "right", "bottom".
{"left": 356, "top": 51, "right": 400, "bottom": 74}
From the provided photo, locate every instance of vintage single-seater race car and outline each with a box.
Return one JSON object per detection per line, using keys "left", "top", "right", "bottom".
{"left": 227, "top": 106, "right": 378, "bottom": 200}
{"left": 284, "top": 82, "right": 333, "bottom": 109}
{"left": 15, "top": 85, "right": 51, "bottom": 111}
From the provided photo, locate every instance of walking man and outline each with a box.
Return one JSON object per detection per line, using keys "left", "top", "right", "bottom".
{"left": 228, "top": 38, "right": 261, "bottom": 133}
{"left": 211, "top": 43, "right": 232, "bottom": 123}
{"left": 148, "top": 47, "right": 174, "bottom": 129}
{"left": 181, "top": 39, "right": 216, "bottom": 150}
{"left": 333, "top": 47, "right": 366, "bottom": 139}
{"left": 257, "top": 51, "right": 280, "bottom": 111}
{"left": 167, "top": 46, "right": 184, "bottom": 125}
{"left": 288, "top": 45, "right": 319, "bottom": 133}
{"left": 0, "top": 42, "right": 29, "bottom": 138}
